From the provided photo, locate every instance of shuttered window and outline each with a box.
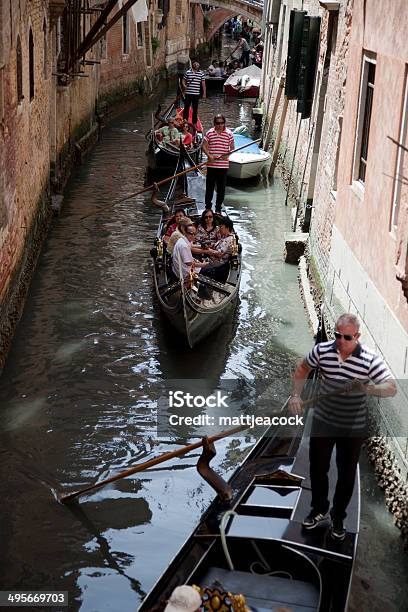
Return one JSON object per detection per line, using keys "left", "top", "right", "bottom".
{"left": 17, "top": 35, "right": 23, "bottom": 102}
{"left": 353, "top": 54, "right": 376, "bottom": 186}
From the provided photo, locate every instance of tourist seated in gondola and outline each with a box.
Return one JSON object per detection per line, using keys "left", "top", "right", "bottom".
{"left": 163, "top": 208, "right": 186, "bottom": 244}
{"left": 155, "top": 117, "right": 179, "bottom": 146}
{"left": 173, "top": 122, "right": 194, "bottom": 149}
{"left": 195, "top": 209, "right": 221, "bottom": 248}
{"left": 200, "top": 216, "right": 235, "bottom": 283}
{"left": 207, "top": 59, "right": 217, "bottom": 76}
{"left": 171, "top": 219, "right": 218, "bottom": 279}
{"left": 177, "top": 106, "right": 203, "bottom": 134}
{"left": 171, "top": 219, "right": 201, "bottom": 279}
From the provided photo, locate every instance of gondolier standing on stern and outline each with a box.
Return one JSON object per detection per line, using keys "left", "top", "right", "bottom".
{"left": 288, "top": 313, "right": 396, "bottom": 541}
{"left": 203, "top": 115, "right": 235, "bottom": 213}
{"left": 182, "top": 61, "right": 206, "bottom": 127}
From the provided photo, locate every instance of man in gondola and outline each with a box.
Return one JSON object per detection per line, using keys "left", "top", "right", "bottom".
{"left": 202, "top": 114, "right": 234, "bottom": 213}
{"left": 288, "top": 313, "right": 396, "bottom": 541}
{"left": 182, "top": 61, "right": 206, "bottom": 128}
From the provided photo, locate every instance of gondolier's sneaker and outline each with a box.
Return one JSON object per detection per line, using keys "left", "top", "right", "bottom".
{"left": 302, "top": 511, "right": 330, "bottom": 529}
{"left": 331, "top": 519, "right": 346, "bottom": 541}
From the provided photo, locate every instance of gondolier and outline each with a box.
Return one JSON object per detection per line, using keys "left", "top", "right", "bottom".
{"left": 182, "top": 61, "right": 206, "bottom": 127}
{"left": 288, "top": 313, "right": 396, "bottom": 540}
{"left": 202, "top": 114, "right": 234, "bottom": 213}
{"left": 232, "top": 36, "right": 251, "bottom": 67}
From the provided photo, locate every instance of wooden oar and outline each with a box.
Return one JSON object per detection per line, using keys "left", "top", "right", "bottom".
{"left": 80, "top": 139, "right": 261, "bottom": 221}
{"left": 59, "top": 381, "right": 357, "bottom": 504}
{"left": 59, "top": 425, "right": 246, "bottom": 504}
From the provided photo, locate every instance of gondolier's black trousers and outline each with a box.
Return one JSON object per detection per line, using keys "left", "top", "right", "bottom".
{"left": 241, "top": 50, "right": 250, "bottom": 67}
{"left": 183, "top": 94, "right": 200, "bottom": 125}
{"left": 309, "top": 417, "right": 365, "bottom": 521}
{"left": 205, "top": 168, "right": 228, "bottom": 211}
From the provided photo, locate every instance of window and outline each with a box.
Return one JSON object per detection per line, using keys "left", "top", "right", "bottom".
{"left": 391, "top": 69, "right": 408, "bottom": 231}
{"left": 0, "top": 68, "right": 4, "bottom": 122}
{"left": 276, "top": 4, "right": 286, "bottom": 72}
{"left": 0, "top": 176, "right": 6, "bottom": 228}
{"left": 332, "top": 115, "right": 343, "bottom": 194}
{"left": 43, "top": 18, "right": 47, "bottom": 78}
{"left": 353, "top": 55, "right": 376, "bottom": 185}
{"left": 144, "top": 20, "right": 151, "bottom": 66}
{"left": 137, "top": 22, "right": 143, "bottom": 48}
{"left": 56, "top": 17, "right": 62, "bottom": 57}
{"left": 100, "top": 34, "right": 107, "bottom": 60}
{"left": 16, "top": 35, "right": 23, "bottom": 103}
{"left": 29, "top": 28, "right": 34, "bottom": 100}
{"left": 122, "top": 13, "right": 130, "bottom": 54}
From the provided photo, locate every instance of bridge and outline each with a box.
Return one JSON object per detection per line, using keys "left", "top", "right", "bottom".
{"left": 191, "top": 0, "right": 263, "bottom": 39}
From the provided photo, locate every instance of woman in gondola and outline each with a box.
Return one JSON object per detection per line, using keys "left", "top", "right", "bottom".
{"left": 200, "top": 216, "right": 235, "bottom": 283}
{"left": 163, "top": 208, "right": 186, "bottom": 244}
{"left": 195, "top": 209, "right": 221, "bottom": 248}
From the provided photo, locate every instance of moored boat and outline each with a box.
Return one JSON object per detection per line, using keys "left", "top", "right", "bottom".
{"left": 223, "top": 65, "right": 262, "bottom": 98}
{"left": 139, "top": 407, "right": 360, "bottom": 611}
{"left": 150, "top": 149, "right": 242, "bottom": 348}
{"left": 228, "top": 131, "right": 271, "bottom": 179}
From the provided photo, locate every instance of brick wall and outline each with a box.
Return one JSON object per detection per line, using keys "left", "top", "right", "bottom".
{"left": 0, "top": 0, "right": 192, "bottom": 369}
{"left": 189, "top": 4, "right": 206, "bottom": 52}
{"left": 0, "top": 0, "right": 52, "bottom": 368}
{"left": 262, "top": 0, "right": 352, "bottom": 276}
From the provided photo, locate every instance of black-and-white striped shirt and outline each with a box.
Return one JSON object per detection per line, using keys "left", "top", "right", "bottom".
{"left": 305, "top": 341, "right": 393, "bottom": 429}
{"left": 184, "top": 68, "right": 205, "bottom": 95}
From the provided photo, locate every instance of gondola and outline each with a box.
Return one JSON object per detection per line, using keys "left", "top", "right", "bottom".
{"left": 150, "top": 148, "right": 242, "bottom": 348}
{"left": 139, "top": 407, "right": 360, "bottom": 611}
{"left": 204, "top": 74, "right": 227, "bottom": 92}
{"left": 147, "top": 95, "right": 203, "bottom": 170}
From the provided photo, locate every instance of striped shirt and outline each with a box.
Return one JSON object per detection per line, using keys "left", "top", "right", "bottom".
{"left": 183, "top": 68, "right": 205, "bottom": 96}
{"left": 204, "top": 127, "right": 234, "bottom": 169}
{"left": 305, "top": 341, "right": 393, "bottom": 430}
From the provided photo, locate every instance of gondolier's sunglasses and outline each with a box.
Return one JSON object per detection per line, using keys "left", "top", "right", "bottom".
{"left": 186, "top": 228, "right": 197, "bottom": 235}
{"left": 334, "top": 331, "right": 356, "bottom": 341}
{"left": 215, "top": 121, "right": 225, "bottom": 125}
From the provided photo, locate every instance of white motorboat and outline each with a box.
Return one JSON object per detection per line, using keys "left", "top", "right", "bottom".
{"left": 223, "top": 64, "right": 262, "bottom": 98}
{"left": 228, "top": 131, "right": 271, "bottom": 179}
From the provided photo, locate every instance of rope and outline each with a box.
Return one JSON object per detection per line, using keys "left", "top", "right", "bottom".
{"left": 220, "top": 510, "right": 237, "bottom": 571}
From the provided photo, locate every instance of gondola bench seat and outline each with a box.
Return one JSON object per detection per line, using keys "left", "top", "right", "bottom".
{"left": 200, "top": 567, "right": 319, "bottom": 612}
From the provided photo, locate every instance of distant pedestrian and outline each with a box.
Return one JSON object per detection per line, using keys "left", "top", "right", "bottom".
{"left": 182, "top": 61, "right": 206, "bottom": 127}
{"left": 288, "top": 313, "right": 396, "bottom": 541}
{"left": 202, "top": 114, "right": 234, "bottom": 213}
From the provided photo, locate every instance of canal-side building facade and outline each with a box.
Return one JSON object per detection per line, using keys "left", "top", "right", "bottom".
{"left": 262, "top": 0, "right": 408, "bottom": 478}
{"left": 99, "top": 0, "right": 192, "bottom": 109}
{"left": 0, "top": 0, "right": 200, "bottom": 370}
{"left": 0, "top": 0, "right": 53, "bottom": 369}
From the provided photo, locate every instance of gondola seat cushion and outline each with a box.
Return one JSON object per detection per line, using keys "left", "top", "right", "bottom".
{"left": 200, "top": 567, "right": 319, "bottom": 612}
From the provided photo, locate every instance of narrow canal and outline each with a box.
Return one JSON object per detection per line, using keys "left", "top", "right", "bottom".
{"left": 0, "top": 87, "right": 407, "bottom": 611}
